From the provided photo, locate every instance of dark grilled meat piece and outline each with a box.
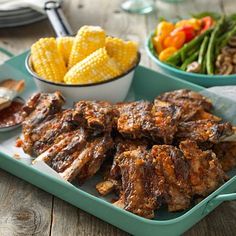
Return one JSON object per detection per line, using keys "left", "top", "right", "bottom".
{"left": 74, "top": 100, "right": 116, "bottom": 133}
{"left": 116, "top": 101, "right": 154, "bottom": 139}
{"left": 22, "top": 91, "right": 65, "bottom": 127}
{"left": 23, "top": 109, "right": 80, "bottom": 156}
{"left": 96, "top": 137, "right": 148, "bottom": 196}
{"left": 21, "top": 92, "right": 65, "bottom": 155}
{"left": 117, "top": 148, "right": 158, "bottom": 218}
{"left": 110, "top": 137, "right": 148, "bottom": 179}
{"left": 152, "top": 100, "right": 182, "bottom": 143}
{"left": 77, "top": 134, "right": 114, "bottom": 184}
{"left": 35, "top": 130, "right": 113, "bottom": 182}
{"left": 156, "top": 89, "right": 212, "bottom": 121}
{"left": 190, "top": 110, "right": 221, "bottom": 122}
{"left": 116, "top": 100, "right": 181, "bottom": 143}
{"left": 213, "top": 142, "right": 236, "bottom": 172}
{"left": 151, "top": 145, "right": 192, "bottom": 212}
{"left": 179, "top": 140, "right": 225, "bottom": 196}
{"left": 176, "top": 120, "right": 233, "bottom": 144}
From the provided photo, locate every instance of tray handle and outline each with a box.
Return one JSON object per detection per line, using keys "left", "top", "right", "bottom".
{"left": 44, "top": 1, "right": 73, "bottom": 37}
{"left": 203, "top": 176, "right": 236, "bottom": 214}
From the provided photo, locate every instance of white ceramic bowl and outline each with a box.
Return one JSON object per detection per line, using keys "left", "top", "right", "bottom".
{"left": 25, "top": 53, "right": 140, "bottom": 104}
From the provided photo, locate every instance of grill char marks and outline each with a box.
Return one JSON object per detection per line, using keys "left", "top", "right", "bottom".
{"left": 156, "top": 89, "right": 212, "bottom": 121}
{"left": 77, "top": 134, "right": 114, "bottom": 184}
{"left": 96, "top": 137, "right": 148, "bottom": 196}
{"left": 74, "top": 100, "right": 117, "bottom": 134}
{"left": 19, "top": 89, "right": 236, "bottom": 219}
{"left": 116, "top": 100, "right": 181, "bottom": 143}
{"left": 151, "top": 145, "right": 191, "bottom": 212}
{"left": 180, "top": 140, "right": 226, "bottom": 196}
{"left": 117, "top": 148, "right": 158, "bottom": 219}
{"left": 28, "top": 109, "right": 80, "bottom": 156}
{"left": 21, "top": 92, "right": 65, "bottom": 155}
{"left": 35, "top": 130, "right": 114, "bottom": 182}
{"left": 176, "top": 120, "right": 233, "bottom": 144}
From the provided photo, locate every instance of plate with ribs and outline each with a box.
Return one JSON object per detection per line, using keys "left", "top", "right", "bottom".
{"left": 0, "top": 51, "right": 236, "bottom": 236}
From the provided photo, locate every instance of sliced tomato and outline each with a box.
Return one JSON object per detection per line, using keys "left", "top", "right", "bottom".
{"left": 164, "top": 31, "right": 186, "bottom": 49}
{"left": 201, "top": 16, "right": 214, "bottom": 33}
{"left": 172, "top": 25, "right": 196, "bottom": 43}
{"left": 159, "top": 47, "right": 177, "bottom": 61}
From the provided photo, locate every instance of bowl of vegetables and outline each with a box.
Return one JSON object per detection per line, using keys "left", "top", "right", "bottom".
{"left": 146, "top": 13, "right": 236, "bottom": 87}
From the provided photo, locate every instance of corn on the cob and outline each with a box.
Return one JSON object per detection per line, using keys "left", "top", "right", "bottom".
{"left": 31, "top": 38, "right": 67, "bottom": 82}
{"left": 68, "top": 25, "right": 106, "bottom": 68}
{"left": 57, "top": 36, "right": 74, "bottom": 66}
{"left": 64, "top": 48, "right": 121, "bottom": 84}
{"left": 105, "top": 36, "right": 138, "bottom": 72}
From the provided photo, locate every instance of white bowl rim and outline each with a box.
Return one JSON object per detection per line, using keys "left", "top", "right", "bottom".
{"left": 25, "top": 52, "right": 141, "bottom": 87}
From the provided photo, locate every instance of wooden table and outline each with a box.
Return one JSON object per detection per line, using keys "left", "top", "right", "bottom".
{"left": 0, "top": 0, "right": 236, "bottom": 235}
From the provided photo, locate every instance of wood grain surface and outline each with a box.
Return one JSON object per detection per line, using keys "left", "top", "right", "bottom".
{"left": 0, "top": 0, "right": 236, "bottom": 235}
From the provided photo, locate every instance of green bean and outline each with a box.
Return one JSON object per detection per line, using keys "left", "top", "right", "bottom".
{"left": 166, "top": 28, "right": 212, "bottom": 65}
{"left": 180, "top": 50, "right": 199, "bottom": 71}
{"left": 201, "top": 56, "right": 207, "bottom": 74}
{"left": 217, "top": 23, "right": 236, "bottom": 49}
{"left": 198, "top": 36, "right": 209, "bottom": 65}
{"left": 206, "top": 16, "right": 225, "bottom": 75}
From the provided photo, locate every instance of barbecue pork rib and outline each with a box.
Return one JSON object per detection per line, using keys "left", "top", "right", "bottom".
{"left": 116, "top": 100, "right": 181, "bottom": 143}
{"left": 176, "top": 120, "right": 233, "bottom": 145}
{"left": 21, "top": 92, "right": 65, "bottom": 155}
{"left": 179, "top": 140, "right": 226, "bottom": 196}
{"left": 74, "top": 100, "right": 116, "bottom": 134}
{"left": 34, "top": 130, "right": 113, "bottom": 182}
{"left": 96, "top": 137, "right": 148, "bottom": 196}
{"left": 115, "top": 148, "right": 158, "bottom": 219}
{"left": 151, "top": 145, "right": 192, "bottom": 212}
{"left": 213, "top": 142, "right": 236, "bottom": 172}
{"left": 24, "top": 109, "right": 81, "bottom": 156}
{"left": 156, "top": 89, "right": 212, "bottom": 121}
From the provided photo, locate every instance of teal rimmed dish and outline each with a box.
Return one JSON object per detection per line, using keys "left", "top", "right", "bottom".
{"left": 146, "top": 32, "right": 236, "bottom": 87}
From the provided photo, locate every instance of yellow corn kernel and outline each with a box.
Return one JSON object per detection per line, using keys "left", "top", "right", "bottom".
{"left": 31, "top": 37, "right": 67, "bottom": 82}
{"left": 68, "top": 25, "right": 106, "bottom": 68}
{"left": 57, "top": 36, "right": 74, "bottom": 66}
{"left": 64, "top": 48, "right": 121, "bottom": 84}
{"left": 105, "top": 36, "right": 138, "bottom": 73}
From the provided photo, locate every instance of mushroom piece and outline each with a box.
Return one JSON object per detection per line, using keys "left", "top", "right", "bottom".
{"left": 228, "top": 36, "right": 236, "bottom": 48}
{"left": 215, "top": 54, "right": 225, "bottom": 68}
{"left": 232, "top": 54, "right": 236, "bottom": 65}
{"left": 218, "top": 62, "right": 234, "bottom": 75}
{"left": 186, "top": 61, "right": 201, "bottom": 73}
{"left": 221, "top": 46, "right": 236, "bottom": 56}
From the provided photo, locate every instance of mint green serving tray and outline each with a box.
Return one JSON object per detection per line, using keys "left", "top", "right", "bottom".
{"left": 0, "top": 52, "right": 236, "bottom": 236}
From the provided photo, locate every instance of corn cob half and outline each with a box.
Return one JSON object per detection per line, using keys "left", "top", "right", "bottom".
{"left": 68, "top": 25, "right": 106, "bottom": 68}
{"left": 105, "top": 36, "right": 138, "bottom": 73}
{"left": 64, "top": 47, "right": 121, "bottom": 84}
{"left": 57, "top": 36, "right": 74, "bottom": 66}
{"left": 31, "top": 38, "right": 67, "bottom": 83}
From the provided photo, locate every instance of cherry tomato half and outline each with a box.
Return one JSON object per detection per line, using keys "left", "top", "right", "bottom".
{"left": 201, "top": 16, "right": 214, "bottom": 33}
{"left": 172, "top": 25, "right": 196, "bottom": 42}
{"left": 164, "top": 31, "right": 186, "bottom": 49}
{"left": 159, "top": 47, "right": 177, "bottom": 61}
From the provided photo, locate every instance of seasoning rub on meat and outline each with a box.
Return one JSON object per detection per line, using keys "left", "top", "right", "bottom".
{"left": 19, "top": 89, "right": 236, "bottom": 219}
